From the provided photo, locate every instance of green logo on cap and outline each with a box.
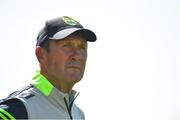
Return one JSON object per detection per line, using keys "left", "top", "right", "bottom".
{"left": 62, "top": 16, "right": 77, "bottom": 26}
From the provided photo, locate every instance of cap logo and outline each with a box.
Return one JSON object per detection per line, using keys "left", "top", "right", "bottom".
{"left": 62, "top": 16, "right": 77, "bottom": 26}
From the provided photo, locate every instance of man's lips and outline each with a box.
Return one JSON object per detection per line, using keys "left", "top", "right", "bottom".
{"left": 67, "top": 65, "right": 81, "bottom": 70}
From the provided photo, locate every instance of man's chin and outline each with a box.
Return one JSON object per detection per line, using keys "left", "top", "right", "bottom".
{"left": 65, "top": 78, "right": 81, "bottom": 85}
{"left": 65, "top": 74, "right": 82, "bottom": 83}
{"left": 64, "top": 69, "right": 84, "bottom": 83}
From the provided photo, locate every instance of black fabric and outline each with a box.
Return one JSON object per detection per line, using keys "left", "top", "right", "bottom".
{"left": 0, "top": 98, "right": 28, "bottom": 119}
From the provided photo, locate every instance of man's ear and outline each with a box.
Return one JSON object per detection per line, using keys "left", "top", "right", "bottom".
{"left": 35, "top": 46, "right": 46, "bottom": 63}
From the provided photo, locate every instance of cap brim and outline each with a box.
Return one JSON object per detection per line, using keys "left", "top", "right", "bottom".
{"left": 49, "top": 28, "right": 96, "bottom": 42}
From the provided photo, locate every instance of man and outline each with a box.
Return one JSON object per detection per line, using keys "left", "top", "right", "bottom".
{"left": 0, "top": 16, "right": 96, "bottom": 119}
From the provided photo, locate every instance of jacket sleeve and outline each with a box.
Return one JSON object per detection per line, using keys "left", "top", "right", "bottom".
{"left": 0, "top": 98, "right": 28, "bottom": 119}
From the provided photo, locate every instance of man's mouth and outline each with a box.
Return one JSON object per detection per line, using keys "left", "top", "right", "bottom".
{"left": 67, "top": 65, "right": 81, "bottom": 71}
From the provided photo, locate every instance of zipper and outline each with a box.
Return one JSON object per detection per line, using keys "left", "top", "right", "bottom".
{"left": 63, "top": 92, "right": 79, "bottom": 120}
{"left": 64, "top": 98, "right": 73, "bottom": 120}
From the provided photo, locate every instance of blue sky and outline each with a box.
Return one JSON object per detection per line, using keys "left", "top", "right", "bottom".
{"left": 0, "top": 0, "right": 179, "bottom": 119}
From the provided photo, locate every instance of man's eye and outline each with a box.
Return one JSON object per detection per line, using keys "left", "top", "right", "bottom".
{"left": 63, "top": 44, "right": 70, "bottom": 47}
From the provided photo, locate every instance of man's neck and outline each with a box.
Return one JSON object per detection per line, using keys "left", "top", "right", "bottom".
{"left": 40, "top": 69, "right": 74, "bottom": 93}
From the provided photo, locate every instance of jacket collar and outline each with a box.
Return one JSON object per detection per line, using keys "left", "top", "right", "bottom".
{"left": 31, "top": 70, "right": 78, "bottom": 105}
{"left": 32, "top": 70, "right": 53, "bottom": 96}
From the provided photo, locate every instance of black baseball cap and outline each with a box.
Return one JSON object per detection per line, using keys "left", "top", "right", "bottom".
{"left": 36, "top": 16, "right": 97, "bottom": 46}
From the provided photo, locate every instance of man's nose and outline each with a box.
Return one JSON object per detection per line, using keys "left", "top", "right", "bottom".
{"left": 70, "top": 49, "right": 86, "bottom": 61}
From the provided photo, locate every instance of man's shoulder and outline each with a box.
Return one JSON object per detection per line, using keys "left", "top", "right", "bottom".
{"left": 0, "top": 98, "right": 28, "bottom": 119}
{"left": 7, "top": 85, "right": 35, "bottom": 99}
{"left": 0, "top": 85, "right": 35, "bottom": 119}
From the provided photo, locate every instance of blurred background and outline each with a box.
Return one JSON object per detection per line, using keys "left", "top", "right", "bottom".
{"left": 0, "top": 0, "right": 179, "bottom": 120}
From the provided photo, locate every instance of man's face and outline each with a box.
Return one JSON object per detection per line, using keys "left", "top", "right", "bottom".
{"left": 42, "top": 34, "right": 87, "bottom": 85}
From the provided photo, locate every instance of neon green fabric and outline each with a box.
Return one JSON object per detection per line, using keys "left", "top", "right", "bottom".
{"left": 0, "top": 108, "right": 16, "bottom": 120}
{"left": 32, "top": 70, "right": 53, "bottom": 96}
{"left": 0, "top": 113, "right": 7, "bottom": 120}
